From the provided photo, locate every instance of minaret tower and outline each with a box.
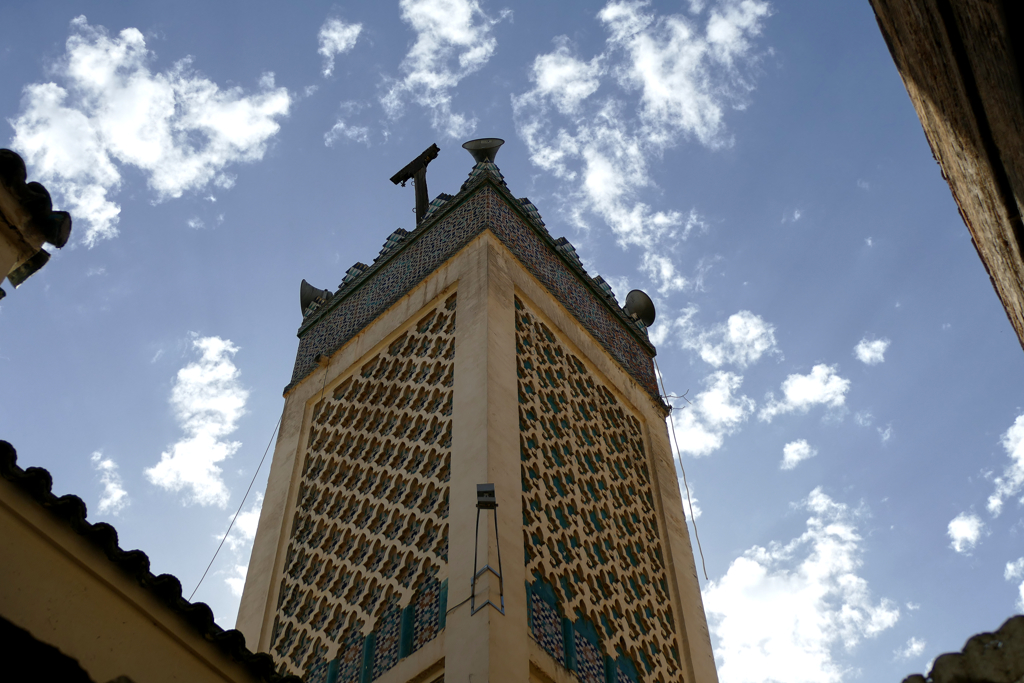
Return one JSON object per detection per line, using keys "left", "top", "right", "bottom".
{"left": 237, "top": 140, "right": 718, "bottom": 683}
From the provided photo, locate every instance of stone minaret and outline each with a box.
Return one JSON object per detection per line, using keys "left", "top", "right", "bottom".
{"left": 236, "top": 142, "right": 718, "bottom": 683}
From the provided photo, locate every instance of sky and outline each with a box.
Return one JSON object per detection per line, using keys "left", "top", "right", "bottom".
{"left": 1, "top": 2, "right": 1023, "bottom": 681}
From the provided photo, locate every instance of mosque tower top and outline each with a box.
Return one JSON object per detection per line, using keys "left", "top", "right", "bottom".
{"left": 236, "top": 141, "right": 718, "bottom": 683}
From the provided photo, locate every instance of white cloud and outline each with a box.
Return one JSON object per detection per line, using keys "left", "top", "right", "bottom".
{"left": 9, "top": 17, "right": 291, "bottom": 246}
{"left": 1006, "top": 558, "right": 1024, "bottom": 611}
{"left": 672, "top": 370, "right": 754, "bottom": 456}
{"left": 947, "top": 512, "right": 983, "bottom": 554}
{"left": 878, "top": 425, "right": 892, "bottom": 443}
{"left": 187, "top": 217, "right": 204, "bottom": 230}
{"left": 225, "top": 563, "right": 249, "bottom": 597}
{"left": 703, "top": 487, "right": 900, "bottom": 683}
{"left": 781, "top": 439, "right": 817, "bottom": 471}
{"left": 145, "top": 335, "right": 249, "bottom": 507}
{"left": 90, "top": 451, "right": 129, "bottom": 515}
{"left": 318, "top": 18, "right": 362, "bottom": 77}
{"left": 641, "top": 252, "right": 688, "bottom": 293}
{"left": 513, "top": 0, "right": 769, "bottom": 248}
{"left": 759, "top": 364, "right": 851, "bottom": 423}
{"left": 224, "top": 492, "right": 263, "bottom": 552}
{"left": 529, "top": 39, "right": 604, "bottom": 115}
{"left": 601, "top": 0, "right": 769, "bottom": 145}
{"left": 648, "top": 318, "right": 672, "bottom": 347}
{"left": 1006, "top": 558, "right": 1024, "bottom": 581}
{"left": 381, "top": 0, "right": 510, "bottom": 138}
{"left": 854, "top": 410, "right": 873, "bottom": 427}
{"left": 216, "top": 493, "right": 263, "bottom": 596}
{"left": 894, "top": 637, "right": 926, "bottom": 661}
{"left": 678, "top": 309, "right": 779, "bottom": 369}
{"left": 692, "top": 253, "right": 718, "bottom": 292}
{"left": 677, "top": 475, "right": 702, "bottom": 520}
{"left": 999, "top": 557, "right": 1024, "bottom": 610}
{"left": 987, "top": 413, "right": 1024, "bottom": 516}
{"left": 324, "top": 119, "right": 371, "bottom": 146}
{"left": 853, "top": 338, "right": 890, "bottom": 365}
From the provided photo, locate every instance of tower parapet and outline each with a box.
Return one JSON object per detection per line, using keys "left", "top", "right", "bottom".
{"left": 286, "top": 160, "right": 661, "bottom": 406}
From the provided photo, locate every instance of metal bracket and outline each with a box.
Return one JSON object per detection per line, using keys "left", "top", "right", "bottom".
{"left": 471, "top": 484, "right": 504, "bottom": 616}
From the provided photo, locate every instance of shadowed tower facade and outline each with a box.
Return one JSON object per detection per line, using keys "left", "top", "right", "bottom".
{"left": 236, "top": 144, "right": 718, "bottom": 683}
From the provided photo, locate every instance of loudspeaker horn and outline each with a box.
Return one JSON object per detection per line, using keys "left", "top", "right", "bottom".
{"left": 623, "top": 289, "right": 657, "bottom": 327}
{"left": 462, "top": 138, "right": 505, "bottom": 164}
{"left": 300, "top": 279, "right": 333, "bottom": 313}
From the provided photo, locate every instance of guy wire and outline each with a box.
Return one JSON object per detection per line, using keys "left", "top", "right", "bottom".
{"left": 653, "top": 356, "right": 709, "bottom": 582}
{"left": 189, "top": 353, "right": 331, "bottom": 603}
{"left": 189, "top": 414, "right": 282, "bottom": 602}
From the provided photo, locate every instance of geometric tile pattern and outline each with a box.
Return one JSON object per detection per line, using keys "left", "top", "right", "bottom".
{"left": 516, "top": 296, "right": 679, "bottom": 683}
{"left": 288, "top": 168, "right": 660, "bottom": 403}
{"left": 574, "top": 630, "right": 604, "bottom": 683}
{"left": 270, "top": 293, "right": 456, "bottom": 679}
{"left": 531, "top": 591, "right": 565, "bottom": 664}
{"left": 617, "top": 664, "right": 638, "bottom": 683}
{"left": 336, "top": 627, "right": 364, "bottom": 683}
{"left": 372, "top": 603, "right": 402, "bottom": 679}
{"left": 304, "top": 638, "right": 331, "bottom": 683}
{"left": 413, "top": 578, "right": 441, "bottom": 651}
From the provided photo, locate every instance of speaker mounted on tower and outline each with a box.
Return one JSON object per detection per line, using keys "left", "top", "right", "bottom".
{"left": 462, "top": 138, "right": 504, "bottom": 164}
{"left": 300, "top": 279, "right": 333, "bottom": 314}
{"left": 623, "top": 289, "right": 656, "bottom": 327}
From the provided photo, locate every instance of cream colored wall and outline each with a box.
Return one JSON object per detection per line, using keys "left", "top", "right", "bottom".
{"left": 0, "top": 478, "right": 261, "bottom": 683}
{"left": 444, "top": 234, "right": 529, "bottom": 683}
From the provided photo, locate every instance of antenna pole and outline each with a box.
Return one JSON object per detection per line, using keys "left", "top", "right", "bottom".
{"left": 390, "top": 143, "right": 440, "bottom": 224}
{"left": 413, "top": 166, "right": 429, "bottom": 223}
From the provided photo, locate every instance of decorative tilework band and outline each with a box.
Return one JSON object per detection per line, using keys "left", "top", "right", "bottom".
{"left": 322, "top": 579, "right": 445, "bottom": 683}
{"left": 287, "top": 173, "right": 661, "bottom": 404}
{"left": 528, "top": 579, "right": 643, "bottom": 683}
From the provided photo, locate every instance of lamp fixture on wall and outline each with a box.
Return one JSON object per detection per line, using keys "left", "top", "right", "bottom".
{"left": 471, "top": 483, "right": 505, "bottom": 616}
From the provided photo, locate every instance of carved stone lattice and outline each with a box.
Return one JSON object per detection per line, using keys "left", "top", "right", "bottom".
{"left": 271, "top": 293, "right": 457, "bottom": 679}
{"left": 516, "top": 296, "right": 679, "bottom": 682}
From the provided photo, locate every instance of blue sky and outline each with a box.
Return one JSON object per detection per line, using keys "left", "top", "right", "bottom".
{"left": 2, "top": 2, "right": 1023, "bottom": 681}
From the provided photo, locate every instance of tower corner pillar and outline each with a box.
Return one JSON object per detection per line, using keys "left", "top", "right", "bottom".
{"left": 446, "top": 235, "right": 529, "bottom": 683}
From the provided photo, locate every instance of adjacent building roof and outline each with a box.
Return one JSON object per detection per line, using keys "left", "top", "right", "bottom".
{"left": 0, "top": 440, "right": 302, "bottom": 683}
{"left": 0, "top": 149, "right": 73, "bottom": 297}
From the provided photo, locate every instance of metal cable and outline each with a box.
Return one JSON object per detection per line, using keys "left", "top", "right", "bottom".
{"left": 653, "top": 357, "right": 709, "bottom": 582}
{"left": 188, "top": 414, "right": 282, "bottom": 602}
{"left": 189, "top": 354, "right": 332, "bottom": 602}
